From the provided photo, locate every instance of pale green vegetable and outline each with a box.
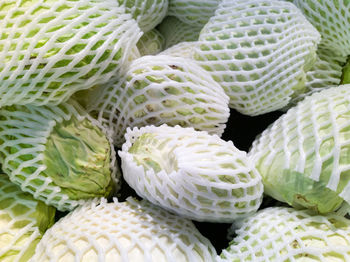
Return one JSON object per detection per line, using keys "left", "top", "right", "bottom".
{"left": 249, "top": 85, "right": 350, "bottom": 214}
{"left": 341, "top": 58, "right": 350, "bottom": 85}
{"left": 219, "top": 207, "right": 350, "bottom": 261}
{"left": 136, "top": 29, "right": 165, "bottom": 56}
{"left": 0, "top": 175, "right": 55, "bottom": 262}
{"left": 32, "top": 197, "right": 217, "bottom": 261}
{"left": 0, "top": 102, "right": 117, "bottom": 211}
{"left": 119, "top": 125, "right": 263, "bottom": 222}
{"left": 117, "top": 0, "right": 168, "bottom": 32}
{"left": 193, "top": 0, "right": 320, "bottom": 115}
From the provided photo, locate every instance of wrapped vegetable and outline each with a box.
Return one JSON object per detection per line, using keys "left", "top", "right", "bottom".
{"left": 168, "top": 0, "right": 219, "bottom": 27}
{"left": 0, "top": 101, "right": 118, "bottom": 211}
{"left": 119, "top": 125, "right": 263, "bottom": 222}
{"left": 249, "top": 85, "right": 350, "bottom": 214}
{"left": 117, "top": 0, "right": 168, "bottom": 32}
{"left": 82, "top": 55, "right": 229, "bottom": 146}
{"left": 193, "top": 0, "right": 320, "bottom": 115}
{"left": 32, "top": 197, "right": 217, "bottom": 261}
{"left": 294, "top": 0, "right": 350, "bottom": 57}
{"left": 220, "top": 207, "right": 350, "bottom": 261}
{"left": 158, "top": 16, "right": 202, "bottom": 49}
{"left": 0, "top": 0, "right": 141, "bottom": 107}
{"left": 159, "top": 41, "right": 195, "bottom": 59}
{"left": 0, "top": 175, "right": 55, "bottom": 262}
{"left": 137, "top": 29, "right": 165, "bottom": 56}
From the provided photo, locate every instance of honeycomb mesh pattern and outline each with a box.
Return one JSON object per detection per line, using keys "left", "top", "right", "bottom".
{"left": 0, "top": 0, "right": 141, "bottom": 107}
{"left": 0, "top": 175, "right": 54, "bottom": 261}
{"left": 168, "top": 0, "right": 219, "bottom": 27}
{"left": 86, "top": 55, "right": 230, "bottom": 147}
{"left": 159, "top": 41, "right": 196, "bottom": 59}
{"left": 117, "top": 0, "right": 168, "bottom": 32}
{"left": 119, "top": 125, "right": 263, "bottom": 222}
{"left": 32, "top": 197, "right": 217, "bottom": 262}
{"left": 285, "top": 48, "right": 347, "bottom": 109}
{"left": 293, "top": 0, "right": 350, "bottom": 57}
{"left": 193, "top": 0, "right": 320, "bottom": 116}
{"left": 137, "top": 29, "right": 165, "bottom": 56}
{"left": 0, "top": 101, "right": 118, "bottom": 211}
{"left": 249, "top": 85, "right": 350, "bottom": 208}
{"left": 219, "top": 207, "right": 350, "bottom": 262}
{"left": 158, "top": 16, "right": 202, "bottom": 49}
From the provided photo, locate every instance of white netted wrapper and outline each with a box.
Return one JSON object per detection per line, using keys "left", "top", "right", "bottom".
{"left": 119, "top": 125, "right": 263, "bottom": 222}
{"left": 137, "top": 29, "right": 165, "bottom": 56}
{"left": 157, "top": 16, "right": 202, "bottom": 49}
{"left": 0, "top": 0, "right": 142, "bottom": 107}
{"left": 193, "top": 0, "right": 320, "bottom": 116}
{"left": 0, "top": 175, "right": 55, "bottom": 262}
{"left": 294, "top": 0, "right": 350, "bottom": 57}
{"left": 159, "top": 41, "right": 196, "bottom": 59}
{"left": 285, "top": 48, "right": 347, "bottom": 109}
{"left": 219, "top": 207, "right": 350, "bottom": 262}
{"left": 168, "top": 0, "right": 219, "bottom": 27}
{"left": 31, "top": 197, "right": 217, "bottom": 262}
{"left": 117, "top": 0, "right": 168, "bottom": 32}
{"left": 249, "top": 85, "right": 350, "bottom": 214}
{"left": 85, "top": 55, "right": 230, "bottom": 147}
{"left": 0, "top": 101, "right": 118, "bottom": 211}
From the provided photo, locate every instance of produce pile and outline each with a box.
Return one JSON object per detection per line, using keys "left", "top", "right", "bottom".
{"left": 1, "top": 0, "right": 350, "bottom": 261}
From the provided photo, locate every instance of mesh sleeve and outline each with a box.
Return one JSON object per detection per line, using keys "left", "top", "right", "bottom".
{"left": 293, "top": 0, "right": 350, "bottom": 57}
{"left": 219, "top": 207, "right": 350, "bottom": 262}
{"left": 157, "top": 16, "right": 202, "bottom": 49}
{"left": 193, "top": 0, "right": 320, "bottom": 116}
{"left": 0, "top": 0, "right": 141, "bottom": 107}
{"left": 137, "top": 29, "right": 165, "bottom": 56}
{"left": 119, "top": 125, "right": 263, "bottom": 222}
{"left": 249, "top": 84, "right": 350, "bottom": 214}
{"left": 32, "top": 197, "right": 217, "bottom": 262}
{"left": 85, "top": 55, "right": 230, "bottom": 147}
{"left": 0, "top": 175, "right": 55, "bottom": 261}
{"left": 168, "top": 0, "right": 219, "bottom": 27}
{"left": 117, "top": 0, "right": 168, "bottom": 32}
{"left": 0, "top": 101, "right": 118, "bottom": 211}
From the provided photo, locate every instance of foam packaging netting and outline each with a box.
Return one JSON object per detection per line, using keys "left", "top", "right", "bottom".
{"left": 137, "top": 29, "right": 165, "bottom": 56}
{"left": 293, "top": 0, "right": 350, "bottom": 57}
{"left": 117, "top": 0, "right": 168, "bottom": 32}
{"left": 119, "top": 125, "right": 263, "bottom": 222}
{"left": 285, "top": 48, "right": 347, "bottom": 109}
{"left": 31, "top": 197, "right": 217, "bottom": 262}
{"left": 193, "top": 0, "right": 320, "bottom": 116}
{"left": 157, "top": 16, "right": 202, "bottom": 49}
{"left": 219, "top": 207, "right": 350, "bottom": 261}
{"left": 0, "top": 175, "right": 55, "bottom": 261}
{"left": 167, "top": 0, "right": 219, "bottom": 27}
{"left": 0, "top": 101, "right": 118, "bottom": 211}
{"left": 249, "top": 85, "right": 350, "bottom": 214}
{"left": 0, "top": 0, "right": 142, "bottom": 107}
{"left": 84, "top": 55, "right": 230, "bottom": 147}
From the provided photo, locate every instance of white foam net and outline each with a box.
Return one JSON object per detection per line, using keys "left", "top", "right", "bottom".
{"left": 0, "top": 0, "right": 141, "bottom": 107}
{"left": 0, "top": 101, "right": 118, "bottom": 211}
{"left": 158, "top": 16, "right": 202, "bottom": 49}
{"left": 137, "top": 29, "right": 165, "bottom": 56}
{"left": 249, "top": 85, "right": 350, "bottom": 210}
{"left": 168, "top": 0, "right": 219, "bottom": 27}
{"left": 285, "top": 48, "right": 347, "bottom": 109}
{"left": 159, "top": 41, "right": 196, "bottom": 59}
{"left": 32, "top": 197, "right": 217, "bottom": 262}
{"left": 219, "top": 207, "right": 350, "bottom": 262}
{"left": 119, "top": 125, "right": 263, "bottom": 222}
{"left": 294, "top": 0, "right": 350, "bottom": 57}
{"left": 0, "top": 175, "right": 54, "bottom": 262}
{"left": 117, "top": 0, "right": 168, "bottom": 32}
{"left": 193, "top": 0, "right": 320, "bottom": 116}
{"left": 86, "top": 55, "right": 230, "bottom": 147}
